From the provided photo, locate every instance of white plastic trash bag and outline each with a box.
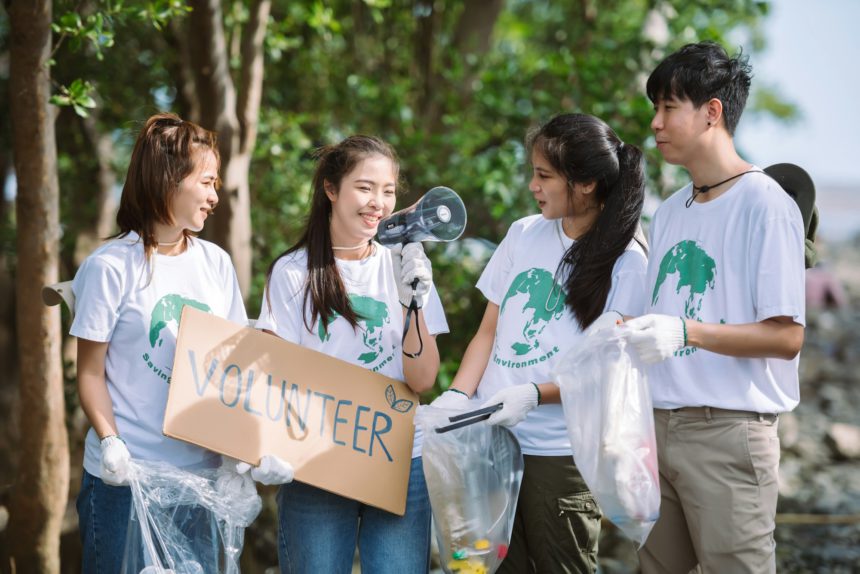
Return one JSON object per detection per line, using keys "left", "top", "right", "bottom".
{"left": 419, "top": 406, "right": 524, "bottom": 574}
{"left": 552, "top": 329, "right": 660, "bottom": 546}
{"left": 121, "top": 459, "right": 262, "bottom": 574}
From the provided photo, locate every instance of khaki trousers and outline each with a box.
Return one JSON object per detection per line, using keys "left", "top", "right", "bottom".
{"left": 639, "top": 407, "right": 780, "bottom": 574}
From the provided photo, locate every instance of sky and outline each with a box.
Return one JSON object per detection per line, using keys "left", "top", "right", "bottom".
{"left": 735, "top": 0, "right": 860, "bottom": 240}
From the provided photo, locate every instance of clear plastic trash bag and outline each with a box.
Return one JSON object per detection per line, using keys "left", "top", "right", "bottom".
{"left": 552, "top": 329, "right": 660, "bottom": 547}
{"left": 121, "top": 459, "right": 262, "bottom": 574}
{"left": 418, "top": 406, "right": 524, "bottom": 574}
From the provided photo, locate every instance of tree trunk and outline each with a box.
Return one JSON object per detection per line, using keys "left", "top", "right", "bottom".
{"left": 414, "top": 0, "right": 439, "bottom": 120}
{"left": 421, "top": 0, "right": 504, "bottom": 132}
{"left": 188, "top": 0, "right": 270, "bottom": 297}
{"left": 7, "top": 1, "right": 70, "bottom": 573}
{"left": 74, "top": 111, "right": 117, "bottom": 267}
{"left": 167, "top": 18, "right": 201, "bottom": 124}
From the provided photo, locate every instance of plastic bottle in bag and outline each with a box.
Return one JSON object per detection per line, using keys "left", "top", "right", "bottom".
{"left": 418, "top": 406, "right": 524, "bottom": 574}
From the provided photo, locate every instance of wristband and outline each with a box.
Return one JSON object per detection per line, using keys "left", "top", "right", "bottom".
{"left": 679, "top": 317, "right": 688, "bottom": 347}
{"left": 531, "top": 382, "right": 541, "bottom": 405}
{"left": 448, "top": 388, "right": 469, "bottom": 398}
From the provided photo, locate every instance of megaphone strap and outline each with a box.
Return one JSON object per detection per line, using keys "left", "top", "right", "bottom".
{"left": 402, "top": 278, "right": 424, "bottom": 358}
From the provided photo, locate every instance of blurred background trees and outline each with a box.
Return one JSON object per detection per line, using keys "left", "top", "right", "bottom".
{"left": 0, "top": 0, "right": 784, "bottom": 571}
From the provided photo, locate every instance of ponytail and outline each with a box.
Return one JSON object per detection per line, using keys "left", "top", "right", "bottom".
{"left": 558, "top": 141, "right": 644, "bottom": 328}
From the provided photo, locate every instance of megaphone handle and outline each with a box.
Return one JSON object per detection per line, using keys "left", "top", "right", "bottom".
{"left": 402, "top": 278, "right": 424, "bottom": 358}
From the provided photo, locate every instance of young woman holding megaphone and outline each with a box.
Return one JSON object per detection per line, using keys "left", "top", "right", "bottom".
{"left": 257, "top": 135, "right": 449, "bottom": 573}
{"left": 433, "top": 113, "right": 649, "bottom": 573}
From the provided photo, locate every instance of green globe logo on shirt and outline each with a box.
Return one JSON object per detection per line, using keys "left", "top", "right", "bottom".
{"left": 318, "top": 294, "right": 390, "bottom": 364}
{"left": 652, "top": 240, "right": 716, "bottom": 320}
{"left": 143, "top": 294, "right": 211, "bottom": 384}
{"left": 149, "top": 294, "right": 211, "bottom": 347}
{"left": 499, "top": 268, "right": 566, "bottom": 356}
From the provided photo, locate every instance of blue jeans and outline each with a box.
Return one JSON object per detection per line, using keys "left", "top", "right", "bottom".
{"left": 77, "top": 470, "right": 132, "bottom": 574}
{"left": 277, "top": 456, "right": 431, "bottom": 574}
{"left": 77, "top": 469, "right": 220, "bottom": 574}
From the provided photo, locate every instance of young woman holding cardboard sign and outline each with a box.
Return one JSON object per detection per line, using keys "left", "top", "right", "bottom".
{"left": 258, "top": 135, "right": 448, "bottom": 573}
{"left": 71, "top": 113, "right": 293, "bottom": 573}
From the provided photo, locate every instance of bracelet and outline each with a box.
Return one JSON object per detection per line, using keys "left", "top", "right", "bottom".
{"left": 679, "top": 317, "right": 688, "bottom": 347}
{"left": 448, "top": 388, "right": 469, "bottom": 398}
{"left": 531, "top": 382, "right": 541, "bottom": 405}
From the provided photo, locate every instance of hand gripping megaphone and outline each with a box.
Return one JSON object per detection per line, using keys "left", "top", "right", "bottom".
{"left": 377, "top": 186, "right": 467, "bottom": 246}
{"left": 379, "top": 186, "right": 466, "bottom": 358}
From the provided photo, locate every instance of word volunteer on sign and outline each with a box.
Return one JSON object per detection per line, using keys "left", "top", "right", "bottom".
{"left": 186, "top": 350, "right": 397, "bottom": 462}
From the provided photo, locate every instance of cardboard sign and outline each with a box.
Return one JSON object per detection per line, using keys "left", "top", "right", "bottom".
{"left": 163, "top": 306, "right": 418, "bottom": 515}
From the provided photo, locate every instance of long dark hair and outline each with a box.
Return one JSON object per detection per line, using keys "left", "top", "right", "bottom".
{"left": 527, "top": 113, "right": 645, "bottom": 329}
{"left": 115, "top": 113, "right": 220, "bottom": 257}
{"left": 266, "top": 135, "right": 400, "bottom": 334}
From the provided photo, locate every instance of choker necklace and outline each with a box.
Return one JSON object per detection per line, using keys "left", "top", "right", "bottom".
{"left": 332, "top": 241, "right": 371, "bottom": 251}
{"left": 158, "top": 237, "right": 184, "bottom": 246}
{"left": 686, "top": 169, "right": 762, "bottom": 208}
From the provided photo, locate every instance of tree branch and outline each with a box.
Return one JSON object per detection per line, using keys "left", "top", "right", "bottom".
{"left": 237, "top": 0, "right": 270, "bottom": 155}
{"left": 423, "top": 0, "right": 504, "bottom": 131}
{"left": 166, "top": 17, "right": 200, "bottom": 123}
{"left": 189, "top": 0, "right": 238, "bottom": 137}
{"left": 414, "top": 0, "right": 437, "bottom": 119}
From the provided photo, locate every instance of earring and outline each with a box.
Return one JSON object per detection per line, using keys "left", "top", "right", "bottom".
{"left": 707, "top": 121, "right": 712, "bottom": 126}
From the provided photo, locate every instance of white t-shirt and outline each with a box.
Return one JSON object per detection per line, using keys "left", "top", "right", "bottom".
{"left": 256, "top": 243, "right": 449, "bottom": 458}
{"left": 71, "top": 233, "right": 248, "bottom": 477}
{"left": 644, "top": 170, "right": 805, "bottom": 413}
{"left": 474, "top": 215, "right": 648, "bottom": 456}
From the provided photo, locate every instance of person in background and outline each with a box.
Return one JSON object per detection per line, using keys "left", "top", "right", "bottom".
{"left": 257, "top": 135, "right": 448, "bottom": 574}
{"left": 71, "top": 113, "right": 292, "bottom": 573}
{"left": 433, "top": 113, "right": 648, "bottom": 573}
{"left": 624, "top": 41, "right": 805, "bottom": 573}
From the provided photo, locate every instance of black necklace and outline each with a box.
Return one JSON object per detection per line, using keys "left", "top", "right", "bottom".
{"left": 685, "top": 169, "right": 762, "bottom": 208}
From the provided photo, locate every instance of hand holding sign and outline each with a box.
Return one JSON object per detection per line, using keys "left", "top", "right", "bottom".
{"left": 236, "top": 455, "right": 295, "bottom": 486}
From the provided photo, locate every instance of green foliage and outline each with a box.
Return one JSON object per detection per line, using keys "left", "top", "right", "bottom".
{"left": 49, "top": 0, "right": 190, "bottom": 116}
{"left": 49, "top": 78, "right": 97, "bottom": 117}
{"left": 751, "top": 85, "right": 801, "bottom": 121}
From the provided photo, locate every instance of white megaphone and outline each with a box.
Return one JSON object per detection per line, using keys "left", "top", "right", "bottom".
{"left": 377, "top": 186, "right": 467, "bottom": 246}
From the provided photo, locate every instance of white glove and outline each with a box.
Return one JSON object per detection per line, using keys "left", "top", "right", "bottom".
{"left": 390, "top": 243, "right": 433, "bottom": 308}
{"left": 100, "top": 435, "right": 131, "bottom": 486}
{"left": 624, "top": 314, "right": 686, "bottom": 364}
{"left": 236, "top": 455, "right": 295, "bottom": 486}
{"left": 431, "top": 389, "right": 472, "bottom": 411}
{"left": 216, "top": 456, "right": 259, "bottom": 498}
{"left": 585, "top": 310, "right": 623, "bottom": 337}
{"left": 483, "top": 384, "right": 539, "bottom": 427}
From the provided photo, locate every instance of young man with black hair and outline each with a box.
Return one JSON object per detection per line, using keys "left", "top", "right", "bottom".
{"left": 624, "top": 41, "right": 806, "bottom": 573}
